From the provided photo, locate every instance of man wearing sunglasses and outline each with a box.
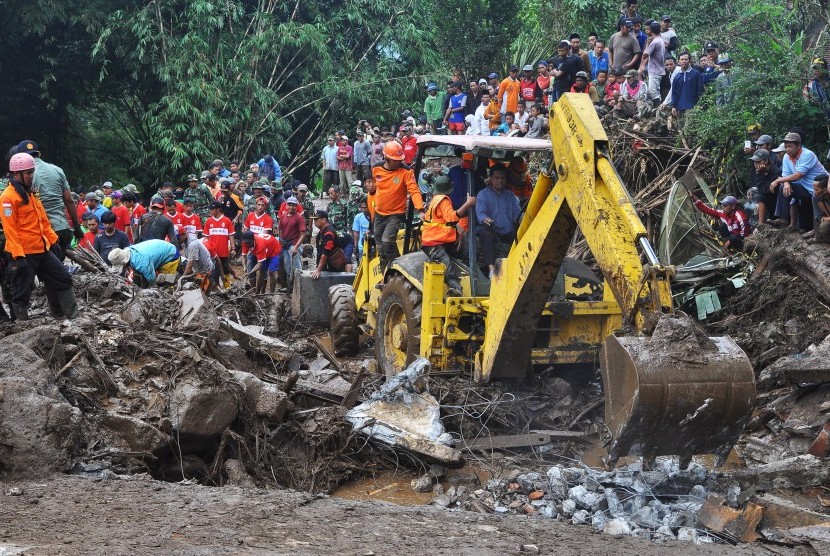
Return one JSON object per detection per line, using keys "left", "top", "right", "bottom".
{"left": 0, "top": 153, "right": 78, "bottom": 320}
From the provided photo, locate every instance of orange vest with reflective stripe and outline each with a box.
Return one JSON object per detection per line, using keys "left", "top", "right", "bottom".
{"left": 0, "top": 184, "right": 58, "bottom": 258}
{"left": 421, "top": 195, "right": 458, "bottom": 246}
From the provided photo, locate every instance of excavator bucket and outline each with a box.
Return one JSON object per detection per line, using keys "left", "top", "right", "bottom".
{"left": 600, "top": 314, "right": 756, "bottom": 467}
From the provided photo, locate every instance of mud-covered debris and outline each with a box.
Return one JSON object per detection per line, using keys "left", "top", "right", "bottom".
{"left": 346, "top": 358, "right": 461, "bottom": 463}
{"left": 698, "top": 494, "right": 764, "bottom": 543}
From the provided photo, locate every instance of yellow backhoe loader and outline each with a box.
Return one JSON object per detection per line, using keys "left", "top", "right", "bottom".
{"left": 328, "top": 93, "right": 756, "bottom": 466}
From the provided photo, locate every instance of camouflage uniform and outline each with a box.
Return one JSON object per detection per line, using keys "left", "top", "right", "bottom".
{"left": 297, "top": 195, "right": 315, "bottom": 237}
{"left": 183, "top": 183, "right": 215, "bottom": 220}
{"left": 346, "top": 186, "right": 364, "bottom": 233}
{"left": 327, "top": 199, "right": 350, "bottom": 235}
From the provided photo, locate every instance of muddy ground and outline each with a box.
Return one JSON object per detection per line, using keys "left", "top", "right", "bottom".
{"left": 0, "top": 475, "right": 789, "bottom": 556}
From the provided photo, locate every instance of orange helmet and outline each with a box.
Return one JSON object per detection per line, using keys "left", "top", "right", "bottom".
{"left": 382, "top": 141, "right": 405, "bottom": 161}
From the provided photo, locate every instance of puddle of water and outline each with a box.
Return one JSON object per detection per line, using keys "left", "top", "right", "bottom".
{"left": 334, "top": 465, "right": 492, "bottom": 506}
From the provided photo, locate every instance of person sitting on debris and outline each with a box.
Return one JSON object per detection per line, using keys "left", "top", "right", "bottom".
{"left": 240, "top": 231, "right": 282, "bottom": 294}
{"left": 94, "top": 211, "right": 130, "bottom": 264}
{"left": 613, "top": 70, "right": 649, "bottom": 120}
{"left": 422, "top": 176, "right": 476, "bottom": 295}
{"left": 770, "top": 132, "right": 828, "bottom": 230}
{"left": 750, "top": 149, "right": 783, "bottom": 226}
{"left": 810, "top": 174, "right": 830, "bottom": 243}
{"left": 688, "top": 192, "right": 751, "bottom": 251}
{"left": 311, "top": 210, "right": 350, "bottom": 279}
{"left": 476, "top": 165, "right": 522, "bottom": 278}
{"left": 108, "top": 239, "right": 180, "bottom": 286}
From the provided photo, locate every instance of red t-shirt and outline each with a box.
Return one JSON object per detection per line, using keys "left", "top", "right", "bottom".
{"left": 127, "top": 203, "right": 147, "bottom": 243}
{"left": 401, "top": 135, "right": 418, "bottom": 165}
{"left": 278, "top": 211, "right": 307, "bottom": 245}
{"left": 79, "top": 231, "right": 97, "bottom": 250}
{"left": 179, "top": 212, "right": 202, "bottom": 235}
{"left": 537, "top": 75, "right": 551, "bottom": 106}
{"left": 201, "top": 237, "right": 219, "bottom": 258}
{"left": 203, "top": 215, "right": 235, "bottom": 257}
{"left": 520, "top": 77, "right": 537, "bottom": 101}
{"left": 111, "top": 204, "right": 130, "bottom": 233}
{"left": 252, "top": 233, "right": 282, "bottom": 262}
{"left": 166, "top": 211, "right": 185, "bottom": 228}
{"left": 244, "top": 212, "right": 273, "bottom": 235}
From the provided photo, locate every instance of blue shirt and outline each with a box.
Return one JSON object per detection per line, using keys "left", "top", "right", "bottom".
{"left": 257, "top": 158, "right": 282, "bottom": 185}
{"left": 588, "top": 50, "right": 610, "bottom": 81}
{"left": 322, "top": 145, "right": 338, "bottom": 170}
{"left": 782, "top": 147, "right": 826, "bottom": 194}
{"left": 352, "top": 213, "right": 371, "bottom": 253}
{"left": 448, "top": 93, "right": 467, "bottom": 123}
{"left": 353, "top": 139, "right": 371, "bottom": 165}
{"left": 671, "top": 68, "right": 704, "bottom": 112}
{"left": 90, "top": 205, "right": 111, "bottom": 224}
{"left": 476, "top": 186, "right": 521, "bottom": 235}
{"left": 128, "top": 239, "right": 178, "bottom": 283}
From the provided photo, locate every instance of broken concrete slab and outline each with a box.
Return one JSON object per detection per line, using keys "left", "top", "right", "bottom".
{"left": 177, "top": 289, "right": 219, "bottom": 332}
{"left": 291, "top": 270, "right": 355, "bottom": 324}
{"left": 220, "top": 317, "right": 290, "bottom": 362}
{"left": 346, "top": 357, "right": 461, "bottom": 463}
{"left": 228, "top": 370, "right": 288, "bottom": 422}
{"left": 698, "top": 494, "right": 763, "bottom": 542}
{"left": 735, "top": 455, "right": 830, "bottom": 490}
{"left": 788, "top": 522, "right": 830, "bottom": 545}
{"left": 119, "top": 289, "right": 160, "bottom": 326}
{"left": 754, "top": 494, "right": 830, "bottom": 530}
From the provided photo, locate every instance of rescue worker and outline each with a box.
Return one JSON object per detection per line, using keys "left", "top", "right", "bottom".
{"left": 688, "top": 192, "right": 751, "bottom": 251}
{"left": 277, "top": 196, "right": 306, "bottom": 291}
{"left": 371, "top": 141, "right": 424, "bottom": 271}
{"left": 108, "top": 239, "right": 180, "bottom": 286}
{"left": 311, "top": 210, "right": 349, "bottom": 278}
{"left": 240, "top": 231, "right": 282, "bottom": 294}
{"left": 421, "top": 176, "right": 476, "bottom": 295}
{"left": 138, "top": 197, "right": 180, "bottom": 247}
{"left": 178, "top": 225, "right": 216, "bottom": 293}
{"left": 0, "top": 153, "right": 78, "bottom": 320}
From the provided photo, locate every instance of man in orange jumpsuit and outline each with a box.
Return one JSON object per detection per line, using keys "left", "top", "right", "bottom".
{"left": 0, "top": 153, "right": 78, "bottom": 320}
{"left": 371, "top": 141, "right": 425, "bottom": 270}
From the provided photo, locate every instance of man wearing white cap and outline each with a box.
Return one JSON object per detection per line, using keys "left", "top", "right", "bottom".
{"left": 108, "top": 239, "right": 179, "bottom": 285}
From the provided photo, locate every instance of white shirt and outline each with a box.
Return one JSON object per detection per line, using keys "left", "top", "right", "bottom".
{"left": 472, "top": 104, "right": 489, "bottom": 135}
{"left": 515, "top": 111, "right": 530, "bottom": 130}
{"left": 661, "top": 66, "right": 681, "bottom": 107}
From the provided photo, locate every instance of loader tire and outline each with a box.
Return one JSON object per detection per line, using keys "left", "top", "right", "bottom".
{"left": 375, "top": 274, "right": 422, "bottom": 379}
{"left": 329, "top": 284, "right": 360, "bottom": 357}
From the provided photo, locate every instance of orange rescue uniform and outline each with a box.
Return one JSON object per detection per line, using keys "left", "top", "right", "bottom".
{"left": 0, "top": 186, "right": 58, "bottom": 258}
{"left": 371, "top": 166, "right": 424, "bottom": 216}
{"left": 421, "top": 195, "right": 459, "bottom": 247}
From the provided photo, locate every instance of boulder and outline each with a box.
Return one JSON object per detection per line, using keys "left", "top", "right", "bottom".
{"left": 169, "top": 376, "right": 240, "bottom": 439}
{"left": 100, "top": 412, "right": 171, "bottom": 454}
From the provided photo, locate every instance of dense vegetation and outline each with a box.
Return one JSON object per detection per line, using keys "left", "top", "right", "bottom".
{"left": 1, "top": 0, "right": 828, "bottom": 192}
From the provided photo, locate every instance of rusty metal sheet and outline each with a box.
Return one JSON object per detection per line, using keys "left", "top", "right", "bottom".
{"left": 699, "top": 494, "right": 764, "bottom": 543}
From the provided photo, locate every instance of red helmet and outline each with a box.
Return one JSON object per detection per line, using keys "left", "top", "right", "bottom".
{"left": 9, "top": 153, "right": 35, "bottom": 173}
{"left": 382, "top": 141, "right": 405, "bottom": 161}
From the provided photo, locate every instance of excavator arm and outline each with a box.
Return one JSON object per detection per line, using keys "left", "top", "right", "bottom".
{"left": 475, "top": 94, "right": 755, "bottom": 465}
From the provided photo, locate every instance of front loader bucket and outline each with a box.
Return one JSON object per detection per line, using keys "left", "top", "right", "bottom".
{"left": 600, "top": 314, "right": 755, "bottom": 467}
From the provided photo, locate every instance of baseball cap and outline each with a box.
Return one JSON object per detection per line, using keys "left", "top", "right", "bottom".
{"left": 187, "top": 174, "right": 198, "bottom": 181}
{"left": 150, "top": 197, "right": 165, "bottom": 209}
{"left": 754, "top": 134, "right": 773, "bottom": 145}
{"left": 209, "top": 200, "right": 223, "bottom": 209}
{"left": 509, "top": 65, "right": 519, "bottom": 72}
{"left": 85, "top": 192, "right": 98, "bottom": 201}
{"left": 750, "top": 149, "right": 770, "bottom": 162}
{"left": 772, "top": 143, "right": 786, "bottom": 153}
{"left": 522, "top": 64, "right": 533, "bottom": 71}
{"left": 252, "top": 182, "right": 264, "bottom": 189}
{"left": 297, "top": 184, "right": 309, "bottom": 192}
{"left": 286, "top": 197, "right": 298, "bottom": 205}
{"left": 478, "top": 78, "right": 487, "bottom": 85}
{"left": 622, "top": 19, "right": 633, "bottom": 27}
{"left": 15, "top": 140, "right": 40, "bottom": 156}
{"left": 661, "top": 15, "right": 671, "bottom": 21}
{"left": 112, "top": 190, "right": 123, "bottom": 199}
{"left": 488, "top": 72, "right": 498, "bottom": 79}
{"left": 102, "top": 181, "right": 113, "bottom": 189}
{"left": 720, "top": 195, "right": 737, "bottom": 206}
{"left": 704, "top": 41, "right": 718, "bottom": 51}
{"left": 314, "top": 209, "right": 328, "bottom": 219}
{"left": 427, "top": 83, "right": 438, "bottom": 91}
{"left": 784, "top": 132, "right": 802, "bottom": 143}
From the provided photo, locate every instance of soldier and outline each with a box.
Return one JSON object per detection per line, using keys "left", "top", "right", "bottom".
{"left": 326, "top": 186, "right": 354, "bottom": 263}
{"left": 295, "top": 184, "right": 315, "bottom": 242}
{"left": 182, "top": 174, "right": 215, "bottom": 220}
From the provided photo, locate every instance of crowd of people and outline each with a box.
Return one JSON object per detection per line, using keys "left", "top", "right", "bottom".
{"left": 2, "top": 0, "right": 830, "bottom": 319}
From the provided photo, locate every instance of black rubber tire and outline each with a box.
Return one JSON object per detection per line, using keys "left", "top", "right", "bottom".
{"left": 329, "top": 284, "right": 360, "bottom": 356}
{"left": 375, "top": 274, "right": 422, "bottom": 378}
